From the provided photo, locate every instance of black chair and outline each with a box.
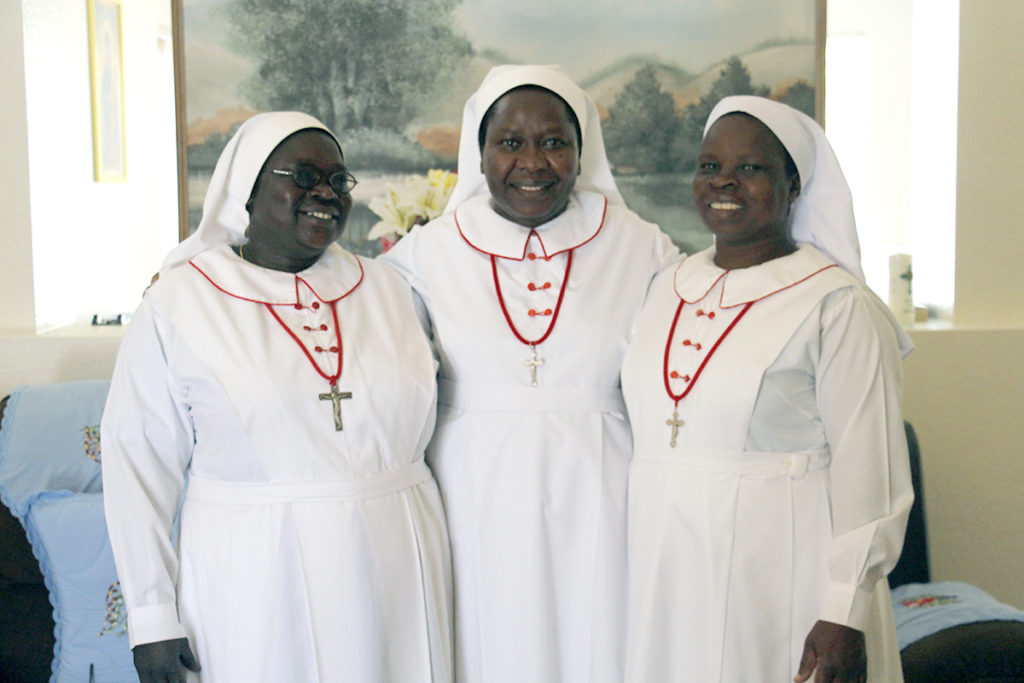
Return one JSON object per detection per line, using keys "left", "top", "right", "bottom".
{"left": 892, "top": 421, "right": 1024, "bottom": 682}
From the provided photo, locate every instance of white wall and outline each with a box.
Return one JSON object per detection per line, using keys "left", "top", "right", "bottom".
{"left": 827, "top": 0, "right": 959, "bottom": 313}
{"left": 13, "top": 0, "right": 177, "bottom": 332}
{"left": 0, "top": 329, "right": 122, "bottom": 398}
{"left": 903, "top": 329, "right": 1024, "bottom": 608}
{"left": 0, "top": 0, "right": 37, "bottom": 333}
{"left": 954, "top": 0, "right": 1024, "bottom": 329}
{"left": 826, "top": 0, "right": 914, "bottom": 301}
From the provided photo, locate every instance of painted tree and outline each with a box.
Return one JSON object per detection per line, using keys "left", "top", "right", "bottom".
{"left": 603, "top": 65, "right": 682, "bottom": 173}
{"left": 674, "top": 57, "right": 770, "bottom": 171}
{"left": 776, "top": 81, "right": 816, "bottom": 118}
{"left": 223, "top": 0, "right": 472, "bottom": 133}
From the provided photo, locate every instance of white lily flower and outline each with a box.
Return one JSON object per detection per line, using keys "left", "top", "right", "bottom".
{"left": 367, "top": 170, "right": 457, "bottom": 242}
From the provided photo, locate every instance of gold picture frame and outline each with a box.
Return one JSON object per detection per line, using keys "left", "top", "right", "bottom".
{"left": 87, "top": 0, "right": 127, "bottom": 182}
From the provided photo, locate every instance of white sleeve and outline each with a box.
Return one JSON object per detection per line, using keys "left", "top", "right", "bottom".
{"left": 814, "top": 287, "right": 914, "bottom": 631}
{"left": 651, "top": 224, "right": 682, "bottom": 273}
{"left": 101, "top": 298, "right": 192, "bottom": 648}
{"left": 378, "top": 228, "right": 437, "bottom": 345}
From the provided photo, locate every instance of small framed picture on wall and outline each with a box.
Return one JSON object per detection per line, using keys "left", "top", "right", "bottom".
{"left": 87, "top": 0, "right": 127, "bottom": 182}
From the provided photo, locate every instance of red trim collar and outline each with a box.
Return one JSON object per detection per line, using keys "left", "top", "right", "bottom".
{"left": 453, "top": 190, "right": 608, "bottom": 260}
{"left": 189, "top": 243, "right": 364, "bottom": 306}
{"left": 673, "top": 244, "right": 844, "bottom": 308}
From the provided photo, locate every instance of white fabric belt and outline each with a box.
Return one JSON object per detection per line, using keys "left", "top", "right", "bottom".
{"left": 185, "top": 459, "right": 431, "bottom": 504}
{"left": 438, "top": 378, "right": 626, "bottom": 414}
{"left": 634, "top": 446, "right": 830, "bottom": 479}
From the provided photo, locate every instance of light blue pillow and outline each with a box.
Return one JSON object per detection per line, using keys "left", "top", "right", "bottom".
{"left": 0, "top": 380, "right": 109, "bottom": 518}
{"left": 23, "top": 491, "right": 137, "bottom": 682}
{"left": 892, "top": 580, "right": 1024, "bottom": 650}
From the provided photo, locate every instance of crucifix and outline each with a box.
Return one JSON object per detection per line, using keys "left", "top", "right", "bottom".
{"left": 319, "top": 383, "right": 353, "bottom": 431}
{"left": 524, "top": 344, "right": 544, "bottom": 387}
{"left": 666, "top": 406, "right": 684, "bottom": 448}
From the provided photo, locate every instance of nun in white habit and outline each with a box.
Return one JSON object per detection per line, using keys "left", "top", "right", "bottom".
{"left": 383, "top": 65, "right": 678, "bottom": 683}
{"left": 102, "top": 112, "right": 452, "bottom": 682}
{"left": 621, "top": 95, "right": 913, "bottom": 682}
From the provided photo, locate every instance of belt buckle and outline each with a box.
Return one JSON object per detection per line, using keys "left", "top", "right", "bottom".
{"left": 787, "top": 453, "right": 810, "bottom": 478}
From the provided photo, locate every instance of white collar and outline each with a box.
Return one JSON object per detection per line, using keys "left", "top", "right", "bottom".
{"left": 453, "top": 190, "right": 607, "bottom": 260}
{"left": 673, "top": 244, "right": 844, "bottom": 307}
{"left": 188, "top": 243, "right": 364, "bottom": 305}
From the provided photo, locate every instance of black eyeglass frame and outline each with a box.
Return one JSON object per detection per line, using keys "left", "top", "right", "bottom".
{"left": 270, "top": 165, "right": 358, "bottom": 195}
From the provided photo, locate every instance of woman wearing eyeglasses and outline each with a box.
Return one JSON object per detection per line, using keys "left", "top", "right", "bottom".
{"left": 101, "top": 112, "right": 452, "bottom": 682}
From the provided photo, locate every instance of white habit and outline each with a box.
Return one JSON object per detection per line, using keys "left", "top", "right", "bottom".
{"left": 622, "top": 245, "right": 912, "bottom": 682}
{"left": 102, "top": 244, "right": 452, "bottom": 682}
{"left": 384, "top": 189, "right": 677, "bottom": 682}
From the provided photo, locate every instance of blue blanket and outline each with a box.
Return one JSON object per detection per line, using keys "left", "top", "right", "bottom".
{"left": 892, "top": 580, "right": 1024, "bottom": 650}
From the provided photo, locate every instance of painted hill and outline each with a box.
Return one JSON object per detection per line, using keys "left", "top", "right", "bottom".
{"left": 581, "top": 42, "right": 815, "bottom": 116}
{"left": 671, "top": 43, "right": 816, "bottom": 109}
{"left": 581, "top": 57, "right": 694, "bottom": 118}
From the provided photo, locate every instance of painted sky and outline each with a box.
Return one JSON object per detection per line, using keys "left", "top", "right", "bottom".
{"left": 183, "top": 0, "right": 816, "bottom": 121}
{"left": 454, "top": 0, "right": 816, "bottom": 76}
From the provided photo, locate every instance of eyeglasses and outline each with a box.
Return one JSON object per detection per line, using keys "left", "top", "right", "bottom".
{"left": 270, "top": 164, "right": 358, "bottom": 195}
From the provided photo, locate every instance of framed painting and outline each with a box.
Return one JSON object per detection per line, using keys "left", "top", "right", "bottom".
{"left": 173, "top": 0, "right": 824, "bottom": 251}
{"left": 87, "top": 0, "right": 128, "bottom": 183}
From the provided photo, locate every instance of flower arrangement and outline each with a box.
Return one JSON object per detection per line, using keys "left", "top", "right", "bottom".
{"left": 367, "top": 169, "right": 457, "bottom": 251}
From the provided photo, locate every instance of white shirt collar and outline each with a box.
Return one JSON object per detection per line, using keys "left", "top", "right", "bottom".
{"left": 188, "top": 243, "right": 364, "bottom": 305}
{"left": 673, "top": 244, "right": 843, "bottom": 307}
{"left": 453, "top": 189, "right": 607, "bottom": 259}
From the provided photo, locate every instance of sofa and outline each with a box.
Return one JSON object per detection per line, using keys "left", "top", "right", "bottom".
{"left": 0, "top": 380, "right": 136, "bottom": 682}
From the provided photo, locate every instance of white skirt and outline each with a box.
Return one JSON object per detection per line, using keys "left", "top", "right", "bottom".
{"left": 177, "top": 460, "right": 453, "bottom": 682}
{"left": 626, "top": 446, "right": 902, "bottom": 682}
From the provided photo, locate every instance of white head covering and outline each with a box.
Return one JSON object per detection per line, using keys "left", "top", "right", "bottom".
{"left": 443, "top": 64, "right": 624, "bottom": 214}
{"left": 160, "top": 111, "right": 340, "bottom": 274}
{"left": 703, "top": 96, "right": 864, "bottom": 281}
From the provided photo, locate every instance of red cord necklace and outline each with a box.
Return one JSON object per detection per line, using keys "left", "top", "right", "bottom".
{"left": 491, "top": 250, "right": 573, "bottom": 386}
{"left": 662, "top": 298, "right": 753, "bottom": 447}
{"left": 265, "top": 301, "right": 351, "bottom": 431}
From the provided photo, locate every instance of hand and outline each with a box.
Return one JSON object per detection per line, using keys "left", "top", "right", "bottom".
{"left": 794, "top": 620, "right": 866, "bottom": 683}
{"left": 133, "top": 637, "right": 201, "bottom": 683}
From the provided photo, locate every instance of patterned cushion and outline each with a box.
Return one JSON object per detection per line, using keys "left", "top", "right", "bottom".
{"left": 23, "top": 492, "right": 135, "bottom": 681}
{"left": 0, "top": 380, "right": 109, "bottom": 517}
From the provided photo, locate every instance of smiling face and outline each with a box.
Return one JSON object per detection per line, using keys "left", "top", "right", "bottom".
{"left": 693, "top": 113, "right": 800, "bottom": 268}
{"left": 245, "top": 129, "right": 352, "bottom": 272}
{"left": 480, "top": 87, "right": 580, "bottom": 228}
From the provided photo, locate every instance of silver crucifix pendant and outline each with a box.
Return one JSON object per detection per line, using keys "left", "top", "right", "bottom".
{"left": 666, "top": 406, "right": 684, "bottom": 448}
{"left": 525, "top": 343, "right": 544, "bottom": 387}
{"left": 318, "top": 383, "right": 353, "bottom": 431}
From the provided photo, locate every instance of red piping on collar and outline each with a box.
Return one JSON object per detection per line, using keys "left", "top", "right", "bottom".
{"left": 454, "top": 196, "right": 608, "bottom": 261}
{"left": 189, "top": 254, "right": 365, "bottom": 306}
{"left": 672, "top": 257, "right": 839, "bottom": 309}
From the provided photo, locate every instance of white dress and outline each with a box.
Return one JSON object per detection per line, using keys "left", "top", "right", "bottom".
{"left": 102, "top": 244, "right": 452, "bottom": 682}
{"left": 621, "top": 245, "right": 912, "bottom": 682}
{"left": 383, "top": 190, "right": 678, "bottom": 683}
